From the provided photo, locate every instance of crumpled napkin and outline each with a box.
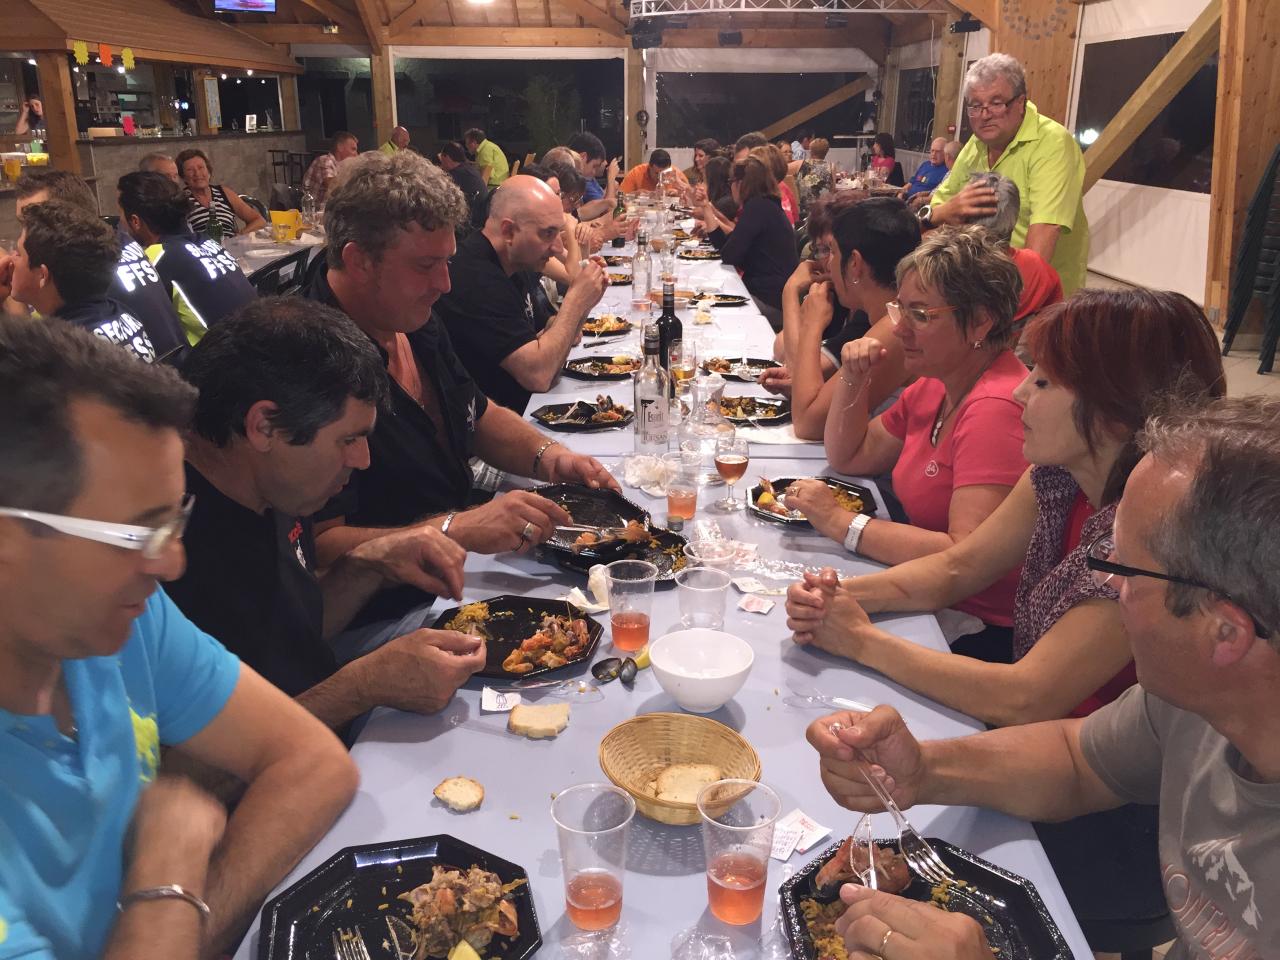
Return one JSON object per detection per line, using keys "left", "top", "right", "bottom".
{"left": 561, "top": 564, "right": 610, "bottom": 612}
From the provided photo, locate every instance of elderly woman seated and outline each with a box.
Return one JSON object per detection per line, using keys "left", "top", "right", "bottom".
{"left": 786, "top": 226, "right": 1029, "bottom": 661}
{"left": 785, "top": 288, "right": 1226, "bottom": 953}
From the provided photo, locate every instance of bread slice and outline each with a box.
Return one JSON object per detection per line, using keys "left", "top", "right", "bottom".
{"left": 434, "top": 776, "right": 485, "bottom": 812}
{"left": 507, "top": 702, "right": 571, "bottom": 739}
{"left": 655, "top": 763, "right": 723, "bottom": 805}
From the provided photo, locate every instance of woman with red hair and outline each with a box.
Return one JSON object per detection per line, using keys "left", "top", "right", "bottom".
{"left": 784, "top": 288, "right": 1225, "bottom": 953}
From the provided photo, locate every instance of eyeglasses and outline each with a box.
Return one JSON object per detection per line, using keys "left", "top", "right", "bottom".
{"left": 0, "top": 495, "right": 195, "bottom": 561}
{"left": 965, "top": 94, "right": 1023, "bottom": 117}
{"left": 886, "top": 300, "right": 958, "bottom": 331}
{"left": 1084, "top": 532, "right": 1271, "bottom": 640}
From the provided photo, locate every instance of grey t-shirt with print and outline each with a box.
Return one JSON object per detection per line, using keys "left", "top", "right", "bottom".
{"left": 1080, "top": 685, "right": 1280, "bottom": 960}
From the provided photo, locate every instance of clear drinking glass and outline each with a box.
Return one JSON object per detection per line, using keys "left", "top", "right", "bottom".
{"left": 662, "top": 450, "right": 699, "bottom": 525}
{"left": 698, "top": 780, "right": 781, "bottom": 926}
{"left": 670, "top": 339, "right": 698, "bottom": 393}
{"left": 606, "top": 559, "right": 659, "bottom": 651}
{"left": 552, "top": 783, "right": 636, "bottom": 931}
{"left": 675, "top": 567, "right": 732, "bottom": 629}
{"left": 630, "top": 297, "right": 653, "bottom": 329}
{"left": 714, "top": 437, "right": 750, "bottom": 511}
{"left": 683, "top": 539, "right": 738, "bottom": 572}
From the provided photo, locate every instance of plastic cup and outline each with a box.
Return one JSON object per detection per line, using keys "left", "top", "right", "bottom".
{"left": 697, "top": 780, "right": 780, "bottom": 925}
{"left": 552, "top": 783, "right": 635, "bottom": 931}
{"left": 675, "top": 567, "right": 731, "bottom": 629}
{"left": 606, "top": 559, "right": 658, "bottom": 651}
{"left": 663, "top": 450, "right": 700, "bottom": 525}
{"left": 683, "top": 540, "right": 738, "bottom": 572}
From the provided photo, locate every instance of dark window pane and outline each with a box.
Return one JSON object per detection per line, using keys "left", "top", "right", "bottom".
{"left": 893, "top": 66, "right": 937, "bottom": 151}
{"left": 1076, "top": 32, "right": 1216, "bottom": 193}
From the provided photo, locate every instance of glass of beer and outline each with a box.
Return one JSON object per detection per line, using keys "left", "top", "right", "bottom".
{"left": 713, "top": 437, "right": 750, "bottom": 512}
{"left": 697, "top": 780, "right": 780, "bottom": 925}
{"left": 552, "top": 783, "right": 636, "bottom": 931}
{"left": 606, "top": 559, "right": 658, "bottom": 651}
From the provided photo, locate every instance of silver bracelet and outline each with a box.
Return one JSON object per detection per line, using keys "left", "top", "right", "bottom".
{"left": 117, "top": 884, "right": 211, "bottom": 924}
{"left": 440, "top": 511, "right": 457, "bottom": 536}
{"left": 532, "top": 439, "right": 560, "bottom": 478}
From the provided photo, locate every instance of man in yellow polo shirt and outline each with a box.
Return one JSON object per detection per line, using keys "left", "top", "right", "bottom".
{"left": 464, "top": 127, "right": 510, "bottom": 188}
{"left": 379, "top": 126, "right": 410, "bottom": 154}
{"left": 924, "top": 53, "right": 1089, "bottom": 293}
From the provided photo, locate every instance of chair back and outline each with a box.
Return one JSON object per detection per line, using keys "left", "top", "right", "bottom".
{"left": 269, "top": 183, "right": 302, "bottom": 211}
{"left": 510, "top": 159, "right": 521, "bottom": 176}
{"left": 247, "top": 247, "right": 312, "bottom": 296}
{"left": 240, "top": 195, "right": 269, "bottom": 221}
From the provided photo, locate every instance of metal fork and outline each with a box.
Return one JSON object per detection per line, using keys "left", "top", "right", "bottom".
{"left": 332, "top": 925, "right": 372, "bottom": 960}
{"left": 829, "top": 721, "right": 955, "bottom": 886}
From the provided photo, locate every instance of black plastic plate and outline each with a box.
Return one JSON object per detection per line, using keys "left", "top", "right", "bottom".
{"left": 431, "top": 594, "right": 604, "bottom": 681}
{"left": 530, "top": 402, "right": 634, "bottom": 432}
{"left": 746, "top": 476, "right": 876, "bottom": 526}
{"left": 581, "top": 318, "right": 632, "bottom": 338}
{"left": 719, "top": 395, "right": 792, "bottom": 425}
{"left": 532, "top": 484, "right": 685, "bottom": 582}
{"left": 701, "top": 357, "right": 777, "bottom": 382}
{"left": 677, "top": 248, "right": 721, "bottom": 261}
{"left": 693, "top": 293, "right": 750, "bottom": 308}
{"left": 257, "top": 834, "right": 542, "bottom": 960}
{"left": 563, "top": 355, "right": 641, "bottom": 381}
{"left": 779, "top": 838, "right": 1070, "bottom": 960}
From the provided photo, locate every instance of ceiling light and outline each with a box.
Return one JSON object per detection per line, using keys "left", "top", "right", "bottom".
{"left": 1078, "top": 128, "right": 1099, "bottom": 146}
{"left": 467, "top": 0, "right": 496, "bottom": 6}
{"left": 236, "top": 78, "right": 242, "bottom": 84}
{"left": 221, "top": 73, "right": 228, "bottom": 80}
{"left": 27, "top": 58, "right": 37, "bottom": 66}
{"left": 246, "top": 69, "right": 254, "bottom": 76}
{"left": 73, "top": 66, "right": 80, "bottom": 73}
{"left": 117, "top": 65, "right": 126, "bottom": 74}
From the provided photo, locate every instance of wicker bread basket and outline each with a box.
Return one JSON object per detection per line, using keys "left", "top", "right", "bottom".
{"left": 598, "top": 712, "right": 762, "bottom": 825}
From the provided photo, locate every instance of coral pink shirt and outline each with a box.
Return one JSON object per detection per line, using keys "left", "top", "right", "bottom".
{"left": 879, "top": 349, "right": 1029, "bottom": 626}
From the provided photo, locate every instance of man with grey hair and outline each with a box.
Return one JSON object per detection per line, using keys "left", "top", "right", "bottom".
{"left": 922, "top": 52, "right": 1089, "bottom": 295}
{"left": 138, "top": 152, "right": 181, "bottom": 185}
{"left": 806, "top": 393, "right": 1280, "bottom": 959}
{"left": 943, "top": 140, "right": 961, "bottom": 168}
{"left": 964, "top": 172, "right": 1063, "bottom": 356}
{"left": 436, "top": 175, "right": 609, "bottom": 413}
{"left": 304, "top": 152, "right": 617, "bottom": 624}
{"left": 903, "top": 137, "right": 949, "bottom": 203}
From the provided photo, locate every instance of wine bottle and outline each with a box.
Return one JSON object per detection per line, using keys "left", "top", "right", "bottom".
{"left": 656, "top": 281, "right": 682, "bottom": 391}
{"left": 633, "top": 323, "right": 670, "bottom": 456}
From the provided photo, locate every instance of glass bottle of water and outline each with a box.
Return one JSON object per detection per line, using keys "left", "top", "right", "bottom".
{"left": 631, "top": 229, "right": 652, "bottom": 300}
{"left": 634, "top": 323, "right": 670, "bottom": 457}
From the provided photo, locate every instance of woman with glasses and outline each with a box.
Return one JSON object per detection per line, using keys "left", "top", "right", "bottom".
{"left": 788, "top": 225, "right": 1028, "bottom": 661}
{"left": 696, "top": 148, "right": 799, "bottom": 322}
{"left": 785, "top": 287, "right": 1225, "bottom": 955}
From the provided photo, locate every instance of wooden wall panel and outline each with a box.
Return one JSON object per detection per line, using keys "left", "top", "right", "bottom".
{"left": 990, "top": 0, "right": 1080, "bottom": 124}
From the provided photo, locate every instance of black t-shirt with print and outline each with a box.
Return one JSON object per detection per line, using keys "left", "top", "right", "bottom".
{"left": 110, "top": 240, "right": 187, "bottom": 365}
{"left": 165, "top": 462, "right": 332, "bottom": 698}
{"left": 55, "top": 297, "right": 159, "bottom": 364}
{"left": 435, "top": 231, "right": 552, "bottom": 414}
{"left": 305, "top": 262, "right": 490, "bottom": 529}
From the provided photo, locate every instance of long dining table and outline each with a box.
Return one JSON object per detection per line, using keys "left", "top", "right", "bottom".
{"left": 231, "top": 246, "right": 1090, "bottom": 960}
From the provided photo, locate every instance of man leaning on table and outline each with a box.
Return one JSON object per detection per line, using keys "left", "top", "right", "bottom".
{"left": 436, "top": 175, "right": 609, "bottom": 414}
{"left": 923, "top": 53, "right": 1089, "bottom": 294}
{"left": 167, "top": 297, "right": 486, "bottom": 731}
{"left": 806, "top": 395, "right": 1280, "bottom": 960}
{"left": 0, "top": 316, "right": 356, "bottom": 960}
{"left": 302, "top": 151, "right": 616, "bottom": 618}
{"left": 464, "top": 127, "right": 509, "bottom": 188}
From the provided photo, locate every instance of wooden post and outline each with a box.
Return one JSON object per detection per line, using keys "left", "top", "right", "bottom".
{"left": 1204, "top": 0, "right": 1280, "bottom": 323}
{"left": 933, "top": 19, "right": 966, "bottom": 141}
{"left": 34, "top": 52, "right": 81, "bottom": 176}
{"left": 624, "top": 46, "right": 644, "bottom": 170}
{"left": 370, "top": 50, "right": 396, "bottom": 149}
{"left": 280, "top": 74, "right": 301, "bottom": 131}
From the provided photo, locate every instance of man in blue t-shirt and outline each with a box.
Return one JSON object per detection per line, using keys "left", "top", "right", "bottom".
{"left": 566, "top": 131, "right": 619, "bottom": 222}
{"left": 904, "top": 137, "right": 951, "bottom": 202}
{"left": 0, "top": 317, "right": 356, "bottom": 960}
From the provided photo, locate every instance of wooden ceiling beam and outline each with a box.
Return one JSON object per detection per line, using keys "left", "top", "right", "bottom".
{"left": 352, "top": 0, "right": 387, "bottom": 50}
{"left": 760, "top": 75, "right": 872, "bottom": 138}
{"left": 889, "top": 12, "right": 947, "bottom": 46}
{"left": 295, "top": 0, "right": 366, "bottom": 34}
{"left": 237, "top": 22, "right": 363, "bottom": 42}
{"left": 389, "top": 24, "right": 624, "bottom": 44}
{"left": 388, "top": 0, "right": 449, "bottom": 34}
{"left": 552, "top": 0, "right": 625, "bottom": 36}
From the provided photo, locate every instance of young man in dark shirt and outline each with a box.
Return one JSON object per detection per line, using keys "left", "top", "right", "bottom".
{"left": 6, "top": 200, "right": 159, "bottom": 364}
{"left": 117, "top": 171, "right": 256, "bottom": 346}
{"left": 435, "top": 175, "right": 609, "bottom": 413}
{"left": 303, "top": 151, "right": 618, "bottom": 582}
{"left": 9, "top": 169, "right": 186, "bottom": 363}
{"left": 168, "top": 297, "right": 485, "bottom": 730}
{"left": 437, "top": 141, "right": 487, "bottom": 218}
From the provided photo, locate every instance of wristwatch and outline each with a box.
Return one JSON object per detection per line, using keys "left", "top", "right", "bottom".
{"left": 843, "top": 513, "right": 872, "bottom": 554}
{"left": 917, "top": 203, "right": 934, "bottom": 226}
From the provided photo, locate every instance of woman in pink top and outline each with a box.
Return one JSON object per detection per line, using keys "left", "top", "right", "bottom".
{"left": 788, "top": 226, "right": 1027, "bottom": 661}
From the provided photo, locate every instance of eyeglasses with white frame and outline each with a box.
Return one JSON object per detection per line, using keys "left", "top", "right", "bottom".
{"left": 0, "top": 495, "right": 195, "bottom": 561}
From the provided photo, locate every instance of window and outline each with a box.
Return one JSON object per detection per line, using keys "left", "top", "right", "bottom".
{"left": 1075, "top": 33, "right": 1216, "bottom": 193}
{"left": 892, "top": 66, "right": 937, "bottom": 151}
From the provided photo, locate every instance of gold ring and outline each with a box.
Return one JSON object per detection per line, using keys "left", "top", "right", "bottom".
{"left": 878, "top": 929, "right": 895, "bottom": 957}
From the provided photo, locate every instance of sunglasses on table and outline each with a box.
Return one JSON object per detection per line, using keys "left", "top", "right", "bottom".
{"left": 0, "top": 495, "right": 195, "bottom": 561}
{"left": 1084, "top": 532, "right": 1271, "bottom": 639}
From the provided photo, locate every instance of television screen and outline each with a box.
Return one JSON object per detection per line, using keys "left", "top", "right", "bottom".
{"left": 214, "top": 0, "right": 277, "bottom": 11}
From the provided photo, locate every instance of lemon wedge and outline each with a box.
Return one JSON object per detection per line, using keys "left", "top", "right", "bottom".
{"left": 448, "top": 941, "right": 482, "bottom": 960}
{"left": 634, "top": 646, "right": 651, "bottom": 670}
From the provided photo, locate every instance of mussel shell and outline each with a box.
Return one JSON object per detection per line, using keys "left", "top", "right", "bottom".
{"left": 592, "top": 657, "right": 623, "bottom": 682}
{"left": 619, "top": 658, "right": 638, "bottom": 685}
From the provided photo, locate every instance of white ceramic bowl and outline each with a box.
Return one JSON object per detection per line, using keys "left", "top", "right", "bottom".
{"left": 648, "top": 629, "right": 754, "bottom": 713}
